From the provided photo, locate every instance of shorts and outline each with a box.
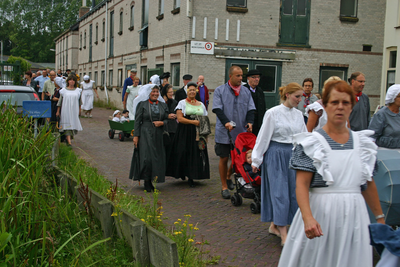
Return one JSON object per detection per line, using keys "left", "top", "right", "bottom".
{"left": 215, "top": 143, "right": 231, "bottom": 158}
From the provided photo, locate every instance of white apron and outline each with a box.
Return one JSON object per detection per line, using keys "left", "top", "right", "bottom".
{"left": 278, "top": 132, "right": 372, "bottom": 267}
{"left": 81, "top": 80, "right": 95, "bottom": 111}
{"left": 60, "top": 88, "right": 83, "bottom": 132}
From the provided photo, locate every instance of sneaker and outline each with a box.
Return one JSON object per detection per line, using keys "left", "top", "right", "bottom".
{"left": 226, "top": 179, "right": 234, "bottom": 190}
{"left": 221, "top": 189, "right": 231, "bottom": 199}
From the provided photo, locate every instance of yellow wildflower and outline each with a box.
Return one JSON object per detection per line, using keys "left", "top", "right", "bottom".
{"left": 194, "top": 227, "right": 199, "bottom": 231}
{"left": 178, "top": 219, "right": 181, "bottom": 222}
{"left": 184, "top": 214, "right": 191, "bottom": 218}
{"left": 174, "top": 231, "right": 179, "bottom": 235}
{"left": 174, "top": 221, "right": 179, "bottom": 225}
{"left": 141, "top": 219, "right": 145, "bottom": 222}
{"left": 183, "top": 223, "right": 186, "bottom": 227}
{"left": 188, "top": 239, "right": 194, "bottom": 242}
{"left": 111, "top": 212, "right": 118, "bottom": 217}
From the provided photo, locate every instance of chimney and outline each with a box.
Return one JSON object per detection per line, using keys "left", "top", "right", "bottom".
{"left": 79, "top": 0, "right": 90, "bottom": 17}
{"left": 92, "top": 0, "right": 96, "bottom": 9}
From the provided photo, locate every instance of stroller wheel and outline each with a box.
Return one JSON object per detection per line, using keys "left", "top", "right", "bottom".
{"left": 231, "top": 193, "right": 243, "bottom": 207}
{"left": 250, "top": 201, "right": 260, "bottom": 214}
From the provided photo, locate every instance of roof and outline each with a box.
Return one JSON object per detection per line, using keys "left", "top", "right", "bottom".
{"left": 0, "top": 55, "right": 50, "bottom": 70}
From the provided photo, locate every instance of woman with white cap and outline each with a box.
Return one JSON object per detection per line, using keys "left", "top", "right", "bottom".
{"left": 369, "top": 84, "right": 400, "bottom": 148}
{"left": 129, "top": 84, "right": 168, "bottom": 192}
{"left": 80, "top": 75, "right": 99, "bottom": 118}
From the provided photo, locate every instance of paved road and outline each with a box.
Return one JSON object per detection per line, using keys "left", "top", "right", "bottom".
{"left": 71, "top": 107, "right": 282, "bottom": 266}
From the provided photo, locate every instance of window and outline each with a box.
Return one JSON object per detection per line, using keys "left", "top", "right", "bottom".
{"left": 141, "top": 66, "right": 148, "bottom": 85}
{"left": 66, "top": 36, "right": 68, "bottom": 67}
{"left": 80, "top": 34, "right": 82, "bottom": 49}
{"left": 89, "top": 72, "right": 92, "bottom": 80}
{"left": 102, "top": 21, "right": 105, "bottom": 42}
{"left": 101, "top": 70, "right": 105, "bottom": 86}
{"left": 109, "top": 70, "right": 113, "bottom": 86}
{"left": 279, "top": 0, "right": 310, "bottom": 46}
{"left": 227, "top": 0, "right": 246, "bottom": 7}
{"left": 118, "top": 69, "right": 123, "bottom": 87}
{"left": 119, "top": 11, "right": 123, "bottom": 35}
{"left": 84, "top": 32, "right": 86, "bottom": 49}
{"left": 89, "top": 24, "right": 92, "bottom": 62}
{"left": 130, "top": 5, "right": 135, "bottom": 29}
{"left": 95, "top": 24, "right": 98, "bottom": 44}
{"left": 387, "top": 50, "right": 397, "bottom": 90}
{"left": 319, "top": 67, "right": 348, "bottom": 93}
{"left": 171, "top": 63, "right": 180, "bottom": 87}
{"left": 340, "top": 0, "right": 357, "bottom": 17}
{"left": 94, "top": 71, "right": 98, "bottom": 85}
{"left": 159, "top": 0, "right": 164, "bottom": 15}
{"left": 174, "top": 0, "right": 180, "bottom": 8}
{"left": 109, "top": 11, "right": 114, "bottom": 57}
{"left": 142, "top": 0, "right": 149, "bottom": 26}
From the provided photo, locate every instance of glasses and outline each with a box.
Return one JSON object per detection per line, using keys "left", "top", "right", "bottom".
{"left": 356, "top": 80, "right": 366, "bottom": 83}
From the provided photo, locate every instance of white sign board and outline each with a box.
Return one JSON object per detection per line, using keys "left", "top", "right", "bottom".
{"left": 4, "top": 66, "right": 13, "bottom": 71}
{"left": 190, "top": 41, "right": 214, "bottom": 55}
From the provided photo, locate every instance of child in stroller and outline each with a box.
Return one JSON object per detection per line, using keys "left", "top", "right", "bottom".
{"left": 229, "top": 132, "right": 262, "bottom": 214}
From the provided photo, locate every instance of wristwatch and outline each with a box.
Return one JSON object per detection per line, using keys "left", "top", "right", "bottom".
{"left": 375, "top": 214, "right": 385, "bottom": 220}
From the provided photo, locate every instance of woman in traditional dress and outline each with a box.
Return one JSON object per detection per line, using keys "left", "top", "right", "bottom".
{"left": 56, "top": 75, "right": 83, "bottom": 146}
{"left": 251, "top": 82, "right": 307, "bottom": 245}
{"left": 167, "top": 82, "right": 210, "bottom": 187}
{"left": 80, "top": 75, "right": 98, "bottom": 118}
{"left": 306, "top": 76, "right": 342, "bottom": 132}
{"left": 278, "top": 80, "right": 384, "bottom": 267}
{"left": 129, "top": 85, "right": 168, "bottom": 192}
{"left": 369, "top": 84, "right": 400, "bottom": 149}
{"left": 161, "top": 84, "right": 178, "bottom": 165}
{"left": 123, "top": 76, "right": 141, "bottom": 120}
{"left": 50, "top": 77, "right": 64, "bottom": 127}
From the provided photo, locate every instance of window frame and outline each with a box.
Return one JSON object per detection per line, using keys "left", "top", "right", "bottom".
{"left": 101, "top": 70, "right": 105, "bottom": 86}
{"left": 171, "top": 63, "right": 180, "bottom": 88}
{"left": 108, "top": 70, "right": 113, "bottom": 87}
{"left": 226, "top": 0, "right": 246, "bottom": 7}
{"left": 95, "top": 24, "right": 98, "bottom": 44}
{"left": 118, "top": 69, "right": 123, "bottom": 87}
{"left": 102, "top": 21, "right": 105, "bottom": 42}
{"left": 319, "top": 66, "right": 348, "bottom": 93}
{"left": 159, "top": 0, "right": 164, "bottom": 15}
{"left": 339, "top": 0, "right": 358, "bottom": 20}
{"left": 119, "top": 11, "right": 123, "bottom": 35}
{"left": 80, "top": 33, "right": 82, "bottom": 50}
{"left": 130, "top": 5, "right": 135, "bottom": 29}
{"left": 84, "top": 31, "right": 86, "bottom": 49}
{"left": 174, "top": 0, "right": 180, "bottom": 9}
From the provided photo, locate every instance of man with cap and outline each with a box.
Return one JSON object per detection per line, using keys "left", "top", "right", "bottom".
{"left": 244, "top": 69, "right": 266, "bottom": 136}
{"left": 348, "top": 71, "right": 370, "bottom": 131}
{"left": 212, "top": 65, "right": 256, "bottom": 199}
{"left": 122, "top": 69, "right": 141, "bottom": 102}
{"left": 197, "top": 75, "right": 209, "bottom": 110}
{"left": 175, "top": 74, "right": 201, "bottom": 102}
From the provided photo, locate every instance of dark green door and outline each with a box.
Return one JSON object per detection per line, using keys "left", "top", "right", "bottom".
{"left": 280, "top": 0, "right": 310, "bottom": 46}
{"left": 225, "top": 59, "right": 282, "bottom": 110}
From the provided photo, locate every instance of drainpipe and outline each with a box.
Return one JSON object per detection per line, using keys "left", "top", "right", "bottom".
{"left": 104, "top": 0, "right": 109, "bottom": 104}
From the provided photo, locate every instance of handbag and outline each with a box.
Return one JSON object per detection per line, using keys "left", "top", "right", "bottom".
{"left": 129, "top": 147, "right": 141, "bottom": 180}
{"left": 195, "top": 115, "right": 211, "bottom": 136}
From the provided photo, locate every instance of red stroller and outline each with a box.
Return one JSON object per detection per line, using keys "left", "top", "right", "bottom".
{"left": 228, "top": 132, "right": 262, "bottom": 214}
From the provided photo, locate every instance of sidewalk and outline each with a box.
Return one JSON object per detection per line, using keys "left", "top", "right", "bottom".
{"left": 71, "top": 107, "right": 282, "bottom": 267}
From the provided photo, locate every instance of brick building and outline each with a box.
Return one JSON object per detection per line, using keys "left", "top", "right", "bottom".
{"left": 55, "top": 0, "right": 385, "bottom": 109}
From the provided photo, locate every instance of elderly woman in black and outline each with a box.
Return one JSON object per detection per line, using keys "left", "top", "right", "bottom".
{"left": 162, "top": 84, "right": 178, "bottom": 163}
{"left": 129, "top": 85, "right": 168, "bottom": 192}
{"left": 167, "top": 82, "right": 210, "bottom": 187}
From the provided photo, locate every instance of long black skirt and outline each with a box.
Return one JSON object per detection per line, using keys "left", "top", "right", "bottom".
{"left": 166, "top": 120, "right": 210, "bottom": 180}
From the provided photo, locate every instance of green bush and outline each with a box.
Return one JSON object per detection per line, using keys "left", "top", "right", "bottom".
{"left": 0, "top": 104, "right": 136, "bottom": 266}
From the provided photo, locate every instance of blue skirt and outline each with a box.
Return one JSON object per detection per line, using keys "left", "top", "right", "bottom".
{"left": 261, "top": 141, "right": 298, "bottom": 226}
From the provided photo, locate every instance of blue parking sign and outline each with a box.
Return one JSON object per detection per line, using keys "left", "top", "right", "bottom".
{"left": 23, "top": 101, "right": 51, "bottom": 118}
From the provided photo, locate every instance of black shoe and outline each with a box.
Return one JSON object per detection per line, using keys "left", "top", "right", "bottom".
{"left": 226, "top": 179, "right": 234, "bottom": 190}
{"left": 144, "top": 180, "right": 153, "bottom": 192}
{"left": 188, "top": 179, "right": 196, "bottom": 188}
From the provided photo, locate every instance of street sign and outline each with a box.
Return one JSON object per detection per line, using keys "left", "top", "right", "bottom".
{"left": 22, "top": 101, "right": 51, "bottom": 118}
{"left": 190, "top": 41, "right": 214, "bottom": 55}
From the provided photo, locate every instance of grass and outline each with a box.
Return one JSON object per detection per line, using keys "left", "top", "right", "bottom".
{"left": 0, "top": 103, "right": 137, "bottom": 266}
{"left": 57, "top": 144, "right": 219, "bottom": 266}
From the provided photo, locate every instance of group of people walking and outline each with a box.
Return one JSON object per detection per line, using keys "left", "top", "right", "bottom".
{"left": 128, "top": 75, "right": 210, "bottom": 191}
{"left": 23, "top": 70, "right": 99, "bottom": 146}
{"left": 127, "top": 65, "right": 397, "bottom": 267}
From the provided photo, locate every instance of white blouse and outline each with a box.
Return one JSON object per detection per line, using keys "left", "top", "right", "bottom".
{"left": 252, "top": 104, "right": 307, "bottom": 168}
{"left": 305, "top": 101, "right": 327, "bottom": 131}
